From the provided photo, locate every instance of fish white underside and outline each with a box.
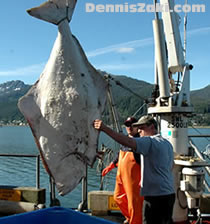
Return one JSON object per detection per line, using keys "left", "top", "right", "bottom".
{"left": 18, "top": 25, "right": 107, "bottom": 195}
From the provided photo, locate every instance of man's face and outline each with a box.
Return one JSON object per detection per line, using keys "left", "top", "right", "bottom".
{"left": 137, "top": 124, "right": 153, "bottom": 137}
{"left": 125, "top": 125, "right": 139, "bottom": 137}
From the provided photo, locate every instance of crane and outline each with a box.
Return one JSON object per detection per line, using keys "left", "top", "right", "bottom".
{"left": 148, "top": 0, "right": 207, "bottom": 223}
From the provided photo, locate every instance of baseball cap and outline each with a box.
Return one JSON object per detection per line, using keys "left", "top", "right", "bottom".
{"left": 132, "top": 115, "right": 157, "bottom": 127}
{"left": 124, "top": 117, "right": 138, "bottom": 127}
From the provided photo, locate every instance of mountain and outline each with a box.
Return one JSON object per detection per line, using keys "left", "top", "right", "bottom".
{"left": 191, "top": 85, "right": 210, "bottom": 113}
{"left": 0, "top": 78, "right": 209, "bottom": 125}
{"left": 0, "top": 80, "right": 30, "bottom": 98}
{"left": 191, "top": 85, "right": 210, "bottom": 99}
{"left": 190, "top": 85, "right": 210, "bottom": 125}
{"left": 0, "top": 81, "right": 31, "bottom": 124}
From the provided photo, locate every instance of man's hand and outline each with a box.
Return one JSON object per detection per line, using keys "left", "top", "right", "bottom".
{"left": 102, "top": 162, "right": 116, "bottom": 176}
{"left": 93, "top": 119, "right": 137, "bottom": 151}
{"left": 93, "top": 119, "right": 103, "bottom": 131}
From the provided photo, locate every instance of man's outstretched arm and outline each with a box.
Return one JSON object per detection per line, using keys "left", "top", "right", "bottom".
{"left": 93, "top": 119, "right": 137, "bottom": 151}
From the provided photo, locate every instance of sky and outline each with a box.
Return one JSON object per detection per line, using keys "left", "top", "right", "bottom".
{"left": 0, "top": 0, "right": 209, "bottom": 90}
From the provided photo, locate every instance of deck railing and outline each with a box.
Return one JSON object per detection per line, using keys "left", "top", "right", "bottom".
{"left": 0, "top": 153, "right": 60, "bottom": 207}
{"left": 188, "top": 135, "right": 210, "bottom": 193}
{"left": 0, "top": 153, "right": 40, "bottom": 189}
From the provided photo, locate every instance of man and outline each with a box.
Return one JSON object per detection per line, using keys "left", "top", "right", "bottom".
{"left": 102, "top": 117, "right": 143, "bottom": 224}
{"left": 93, "top": 115, "right": 175, "bottom": 224}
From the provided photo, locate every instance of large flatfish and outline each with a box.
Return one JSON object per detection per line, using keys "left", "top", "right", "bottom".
{"left": 18, "top": 0, "right": 107, "bottom": 195}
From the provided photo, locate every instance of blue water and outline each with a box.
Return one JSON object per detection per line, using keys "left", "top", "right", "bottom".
{"left": 0, "top": 126, "right": 209, "bottom": 208}
{"left": 0, "top": 126, "right": 118, "bottom": 208}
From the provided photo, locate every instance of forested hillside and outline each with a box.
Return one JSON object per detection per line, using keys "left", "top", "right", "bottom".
{"left": 0, "top": 81, "right": 30, "bottom": 124}
{"left": 0, "top": 77, "right": 209, "bottom": 126}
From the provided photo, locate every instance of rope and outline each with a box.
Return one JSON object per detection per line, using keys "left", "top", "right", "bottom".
{"left": 96, "top": 144, "right": 114, "bottom": 173}
{"left": 104, "top": 74, "right": 148, "bottom": 102}
{"left": 56, "top": 0, "right": 77, "bottom": 25}
{"left": 96, "top": 144, "right": 115, "bottom": 190}
{"left": 96, "top": 74, "right": 148, "bottom": 190}
{"left": 57, "top": 6, "right": 70, "bottom": 25}
{"left": 104, "top": 74, "right": 148, "bottom": 120}
{"left": 132, "top": 103, "right": 147, "bottom": 117}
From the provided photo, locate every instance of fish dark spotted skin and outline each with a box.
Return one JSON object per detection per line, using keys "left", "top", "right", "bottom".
{"left": 18, "top": 0, "right": 107, "bottom": 196}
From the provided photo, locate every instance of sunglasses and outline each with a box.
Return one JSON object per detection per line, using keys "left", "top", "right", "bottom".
{"left": 125, "top": 122, "right": 132, "bottom": 127}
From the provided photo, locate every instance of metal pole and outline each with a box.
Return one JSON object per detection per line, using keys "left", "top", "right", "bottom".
{"left": 82, "top": 164, "right": 88, "bottom": 208}
{"left": 36, "top": 155, "right": 40, "bottom": 189}
{"left": 78, "top": 164, "right": 88, "bottom": 211}
{"left": 49, "top": 176, "right": 60, "bottom": 206}
{"left": 49, "top": 176, "right": 53, "bottom": 206}
{"left": 153, "top": 0, "right": 159, "bottom": 20}
{"left": 183, "top": 0, "right": 188, "bottom": 60}
{"left": 188, "top": 135, "right": 210, "bottom": 138}
{"left": 107, "top": 82, "right": 122, "bottom": 133}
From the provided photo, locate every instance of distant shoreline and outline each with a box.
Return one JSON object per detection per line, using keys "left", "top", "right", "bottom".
{"left": 189, "top": 126, "right": 210, "bottom": 129}
{"left": 1, "top": 124, "right": 209, "bottom": 129}
{"left": 0, "top": 124, "right": 28, "bottom": 127}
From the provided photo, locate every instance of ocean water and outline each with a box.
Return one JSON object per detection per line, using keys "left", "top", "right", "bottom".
{"left": 0, "top": 126, "right": 118, "bottom": 208}
{"left": 0, "top": 126, "right": 209, "bottom": 208}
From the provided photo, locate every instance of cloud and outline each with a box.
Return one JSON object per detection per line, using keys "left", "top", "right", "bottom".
{"left": 0, "top": 63, "right": 45, "bottom": 77}
{"left": 96, "top": 62, "right": 153, "bottom": 71}
{"left": 187, "top": 26, "right": 210, "bottom": 36}
{"left": 86, "top": 26, "right": 210, "bottom": 59}
{"left": 116, "top": 47, "right": 135, "bottom": 53}
{"left": 1, "top": 26, "right": 208, "bottom": 81}
{"left": 86, "top": 37, "right": 153, "bottom": 58}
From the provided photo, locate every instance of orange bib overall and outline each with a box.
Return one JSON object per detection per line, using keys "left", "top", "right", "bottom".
{"left": 114, "top": 151, "right": 144, "bottom": 224}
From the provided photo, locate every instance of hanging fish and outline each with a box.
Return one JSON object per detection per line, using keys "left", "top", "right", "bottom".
{"left": 18, "top": 0, "right": 107, "bottom": 196}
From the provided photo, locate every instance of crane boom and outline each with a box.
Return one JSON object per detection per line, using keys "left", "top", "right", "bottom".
{"left": 148, "top": 1, "right": 205, "bottom": 223}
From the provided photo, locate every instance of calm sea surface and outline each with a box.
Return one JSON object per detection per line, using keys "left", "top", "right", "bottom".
{"left": 0, "top": 126, "right": 209, "bottom": 208}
